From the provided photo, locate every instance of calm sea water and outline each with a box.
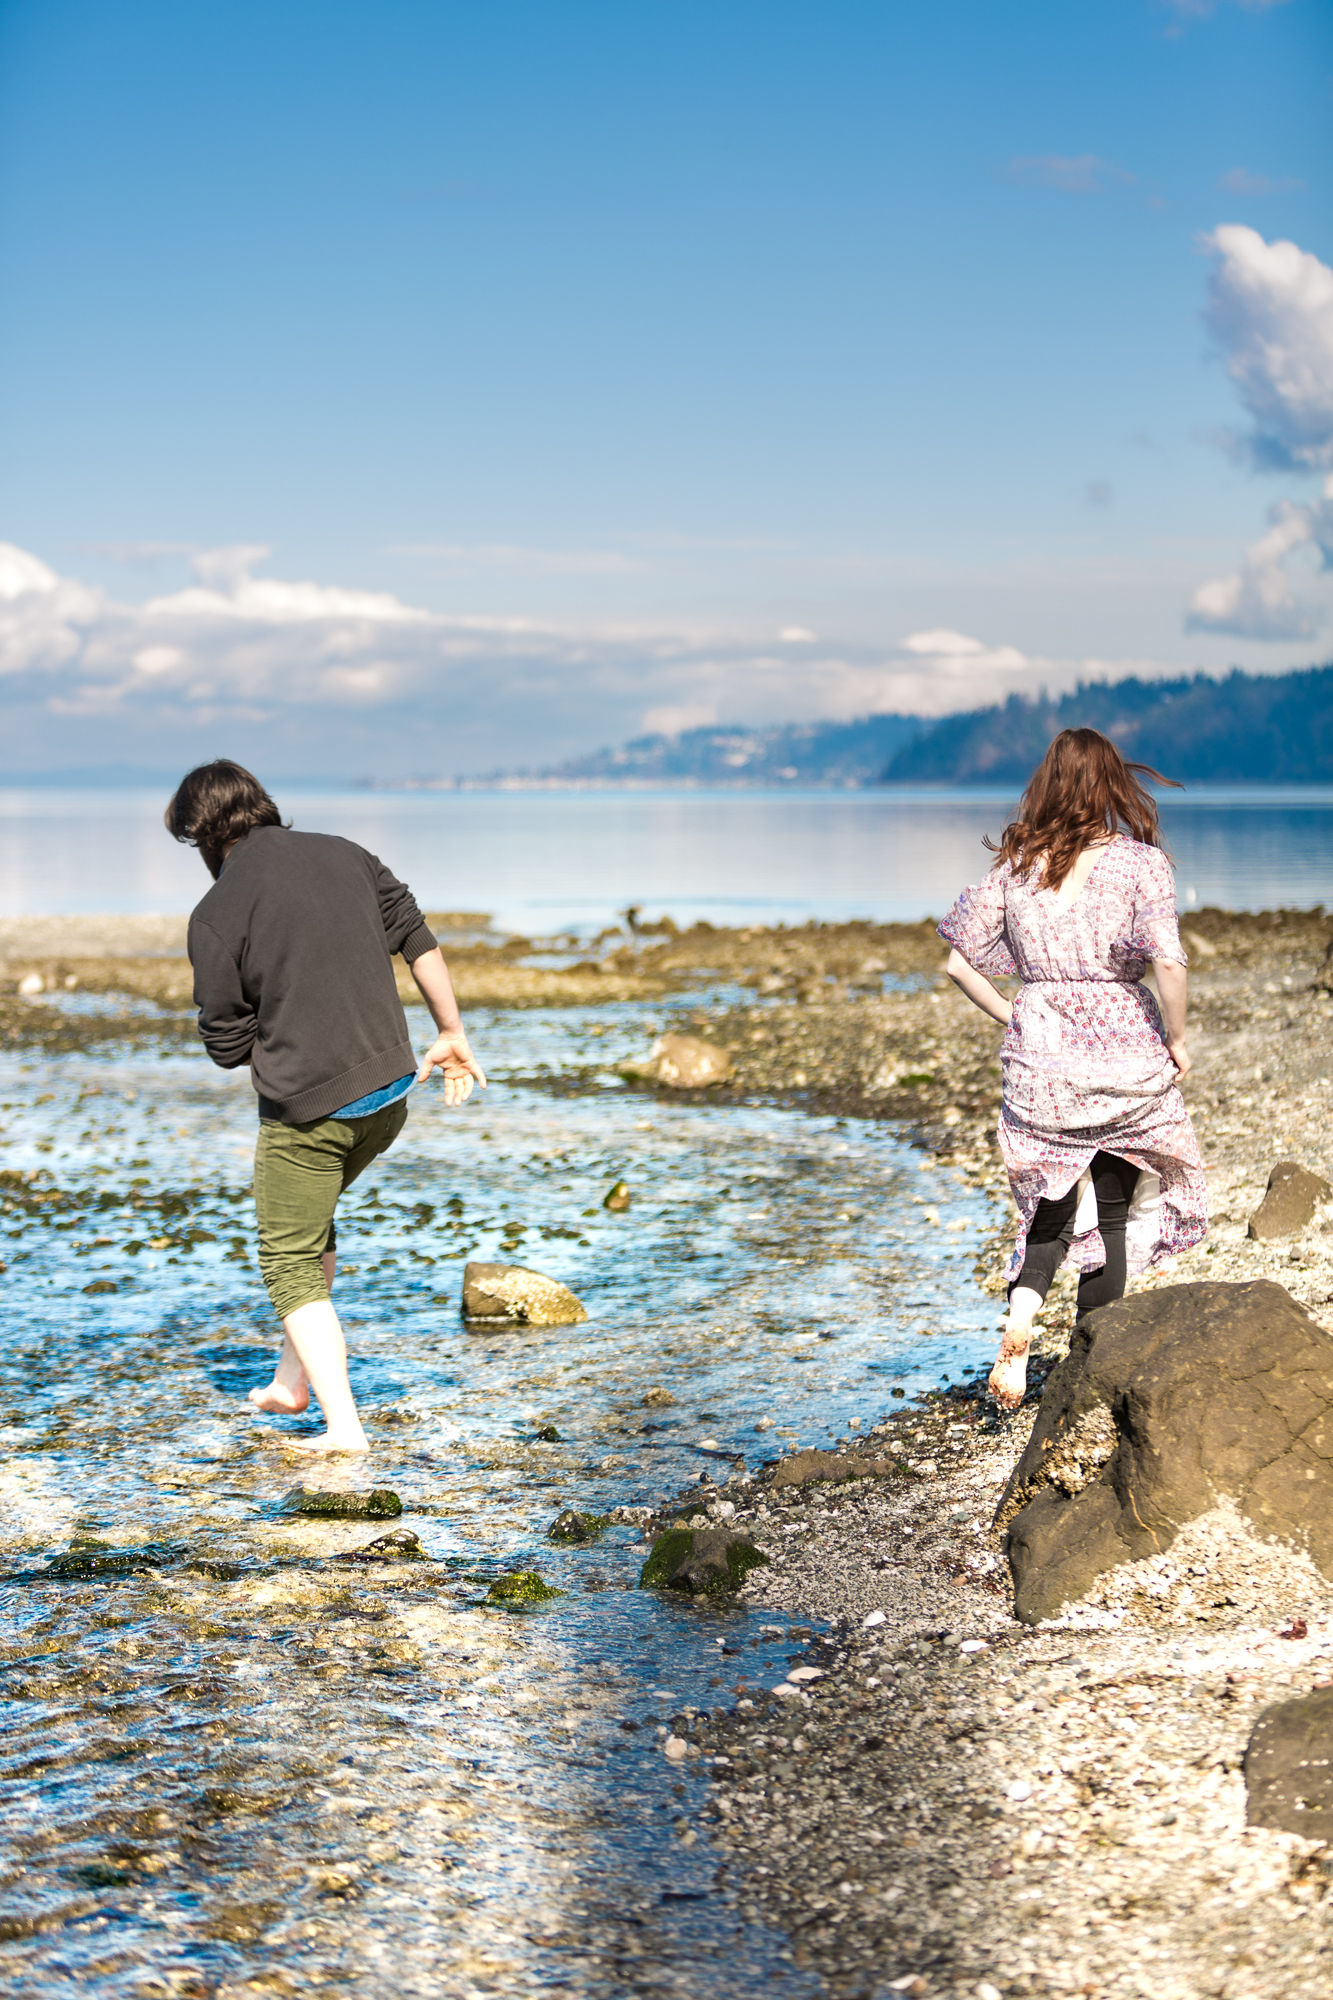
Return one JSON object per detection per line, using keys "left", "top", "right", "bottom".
{"left": 0, "top": 785, "right": 1327, "bottom": 930}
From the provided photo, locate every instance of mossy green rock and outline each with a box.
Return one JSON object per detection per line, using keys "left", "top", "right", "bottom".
{"left": 547, "top": 1508, "right": 606, "bottom": 1543}
{"left": 339, "top": 1528, "right": 424, "bottom": 1563}
{"left": 281, "top": 1487, "right": 402, "bottom": 1519}
{"left": 640, "top": 1527, "right": 769, "bottom": 1597}
{"left": 485, "top": 1570, "right": 560, "bottom": 1605}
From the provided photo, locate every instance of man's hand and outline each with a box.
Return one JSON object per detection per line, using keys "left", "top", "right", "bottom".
{"left": 417, "top": 1030, "right": 487, "bottom": 1104}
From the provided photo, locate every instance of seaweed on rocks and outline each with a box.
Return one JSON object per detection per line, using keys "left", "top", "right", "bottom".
{"left": 483, "top": 1570, "right": 560, "bottom": 1605}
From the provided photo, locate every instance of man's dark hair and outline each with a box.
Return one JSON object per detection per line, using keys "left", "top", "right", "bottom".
{"left": 164, "top": 760, "right": 287, "bottom": 879}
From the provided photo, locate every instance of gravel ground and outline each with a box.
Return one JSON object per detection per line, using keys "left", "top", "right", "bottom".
{"left": 643, "top": 907, "right": 1333, "bottom": 2000}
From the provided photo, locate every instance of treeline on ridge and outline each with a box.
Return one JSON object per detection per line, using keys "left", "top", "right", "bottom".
{"left": 885, "top": 665, "right": 1333, "bottom": 785}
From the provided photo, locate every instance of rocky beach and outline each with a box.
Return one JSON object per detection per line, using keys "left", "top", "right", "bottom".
{"left": 0, "top": 902, "right": 1329, "bottom": 1997}
{"left": 635, "top": 903, "right": 1333, "bottom": 2000}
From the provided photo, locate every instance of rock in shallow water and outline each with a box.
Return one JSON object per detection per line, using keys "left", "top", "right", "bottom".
{"left": 280, "top": 1487, "right": 402, "bottom": 1518}
{"left": 484, "top": 1570, "right": 560, "bottom": 1604}
{"left": 998, "top": 1279, "right": 1333, "bottom": 1623}
{"left": 1247, "top": 1160, "right": 1333, "bottom": 1240}
{"left": 547, "top": 1508, "right": 605, "bottom": 1543}
{"left": 461, "top": 1261, "right": 589, "bottom": 1326}
{"left": 1245, "top": 1687, "right": 1333, "bottom": 1839}
{"left": 340, "top": 1528, "right": 424, "bottom": 1563}
{"left": 620, "top": 1034, "right": 735, "bottom": 1089}
{"left": 640, "top": 1526, "right": 769, "bottom": 1596}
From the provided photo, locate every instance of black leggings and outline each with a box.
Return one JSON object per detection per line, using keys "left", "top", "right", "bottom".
{"left": 1012, "top": 1149, "right": 1140, "bottom": 1317}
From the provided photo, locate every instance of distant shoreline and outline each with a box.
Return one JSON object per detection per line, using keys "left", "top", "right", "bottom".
{"left": 3, "top": 778, "right": 1333, "bottom": 800}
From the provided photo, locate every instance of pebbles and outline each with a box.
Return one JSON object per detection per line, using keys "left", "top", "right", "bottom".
{"left": 691, "top": 1388, "right": 1333, "bottom": 1997}
{"left": 642, "top": 908, "right": 1333, "bottom": 1997}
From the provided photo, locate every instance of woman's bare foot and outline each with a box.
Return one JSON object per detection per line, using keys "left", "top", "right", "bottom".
{"left": 988, "top": 1326, "right": 1032, "bottom": 1411}
{"left": 246, "top": 1332, "right": 310, "bottom": 1416}
{"left": 248, "top": 1380, "right": 310, "bottom": 1415}
{"left": 288, "top": 1426, "right": 369, "bottom": 1454}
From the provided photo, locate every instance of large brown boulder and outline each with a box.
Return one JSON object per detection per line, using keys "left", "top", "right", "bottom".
{"left": 997, "top": 1281, "right": 1333, "bottom": 1624}
{"left": 1247, "top": 1161, "right": 1332, "bottom": 1240}
{"left": 1245, "top": 1689, "right": 1333, "bottom": 1840}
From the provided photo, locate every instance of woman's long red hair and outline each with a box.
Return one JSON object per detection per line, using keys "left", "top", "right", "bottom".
{"left": 986, "top": 727, "right": 1179, "bottom": 891}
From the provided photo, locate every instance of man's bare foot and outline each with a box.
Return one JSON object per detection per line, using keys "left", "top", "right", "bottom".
{"left": 288, "top": 1428, "right": 369, "bottom": 1454}
{"left": 988, "top": 1327, "right": 1032, "bottom": 1412}
{"left": 248, "top": 1380, "right": 310, "bottom": 1415}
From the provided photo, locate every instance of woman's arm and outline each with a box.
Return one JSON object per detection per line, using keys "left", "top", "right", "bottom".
{"left": 410, "top": 947, "right": 487, "bottom": 1103}
{"left": 944, "top": 947, "right": 1014, "bottom": 1028}
{"left": 1153, "top": 959, "right": 1191, "bottom": 1077}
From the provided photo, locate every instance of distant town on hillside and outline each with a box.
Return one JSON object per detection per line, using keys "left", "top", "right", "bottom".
{"left": 368, "top": 662, "right": 1333, "bottom": 790}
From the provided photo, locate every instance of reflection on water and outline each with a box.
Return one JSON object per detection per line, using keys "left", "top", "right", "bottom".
{"left": 0, "top": 785, "right": 1327, "bottom": 927}
{"left": 0, "top": 1000, "right": 998, "bottom": 1995}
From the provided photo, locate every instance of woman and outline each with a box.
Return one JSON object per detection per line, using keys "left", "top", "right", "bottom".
{"left": 938, "top": 728, "right": 1206, "bottom": 1410}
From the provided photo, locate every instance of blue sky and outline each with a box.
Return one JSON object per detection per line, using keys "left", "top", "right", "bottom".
{"left": 0, "top": 0, "right": 1330, "bottom": 777}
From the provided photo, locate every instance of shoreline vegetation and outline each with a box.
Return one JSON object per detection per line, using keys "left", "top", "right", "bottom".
{"left": 338, "top": 662, "right": 1333, "bottom": 791}
{"left": 1, "top": 904, "right": 1331, "bottom": 1995}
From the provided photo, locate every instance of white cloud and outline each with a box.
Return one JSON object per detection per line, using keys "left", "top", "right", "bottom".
{"left": 1217, "top": 169, "right": 1306, "bottom": 198}
{"left": 1186, "top": 229, "right": 1333, "bottom": 638}
{"left": 391, "top": 542, "right": 638, "bottom": 575}
{"left": 0, "top": 545, "right": 59, "bottom": 600}
{"left": 641, "top": 702, "right": 719, "bottom": 738}
{"left": 78, "top": 540, "right": 195, "bottom": 569}
{"left": 133, "top": 645, "right": 184, "bottom": 677}
{"left": 777, "top": 626, "right": 816, "bottom": 642}
{"left": 1167, "top": 0, "right": 1293, "bottom": 18}
{"left": 1201, "top": 225, "right": 1333, "bottom": 470}
{"left": 0, "top": 541, "right": 1273, "bottom": 777}
{"left": 1187, "top": 477, "right": 1333, "bottom": 639}
{"left": 1005, "top": 156, "right": 1134, "bottom": 195}
{"left": 0, "top": 540, "right": 103, "bottom": 676}
{"left": 901, "top": 629, "right": 1028, "bottom": 672}
{"left": 145, "top": 544, "right": 430, "bottom": 626}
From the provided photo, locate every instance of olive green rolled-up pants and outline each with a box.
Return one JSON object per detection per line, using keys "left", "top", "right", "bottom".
{"left": 254, "top": 1101, "right": 408, "bottom": 1320}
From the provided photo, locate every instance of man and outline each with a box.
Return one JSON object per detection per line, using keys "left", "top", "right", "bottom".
{"left": 166, "top": 759, "right": 485, "bottom": 1451}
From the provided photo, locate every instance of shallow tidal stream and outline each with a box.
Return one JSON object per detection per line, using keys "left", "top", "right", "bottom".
{"left": 0, "top": 995, "right": 1000, "bottom": 1997}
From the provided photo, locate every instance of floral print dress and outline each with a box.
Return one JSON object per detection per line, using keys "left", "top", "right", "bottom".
{"left": 938, "top": 837, "right": 1207, "bottom": 1284}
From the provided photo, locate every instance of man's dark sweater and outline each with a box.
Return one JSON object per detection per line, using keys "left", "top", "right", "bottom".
{"left": 188, "top": 826, "right": 438, "bottom": 1123}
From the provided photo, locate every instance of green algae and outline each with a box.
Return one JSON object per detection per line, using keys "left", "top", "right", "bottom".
{"left": 640, "top": 1528, "right": 770, "bottom": 1597}
{"left": 280, "top": 1488, "right": 403, "bottom": 1519}
{"left": 546, "top": 1509, "right": 608, "bottom": 1543}
{"left": 483, "top": 1570, "right": 560, "bottom": 1606}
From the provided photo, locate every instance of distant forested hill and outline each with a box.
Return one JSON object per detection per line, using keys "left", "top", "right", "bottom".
{"left": 529, "top": 711, "right": 924, "bottom": 786}
{"left": 369, "top": 662, "right": 1333, "bottom": 789}
{"left": 883, "top": 666, "right": 1333, "bottom": 785}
